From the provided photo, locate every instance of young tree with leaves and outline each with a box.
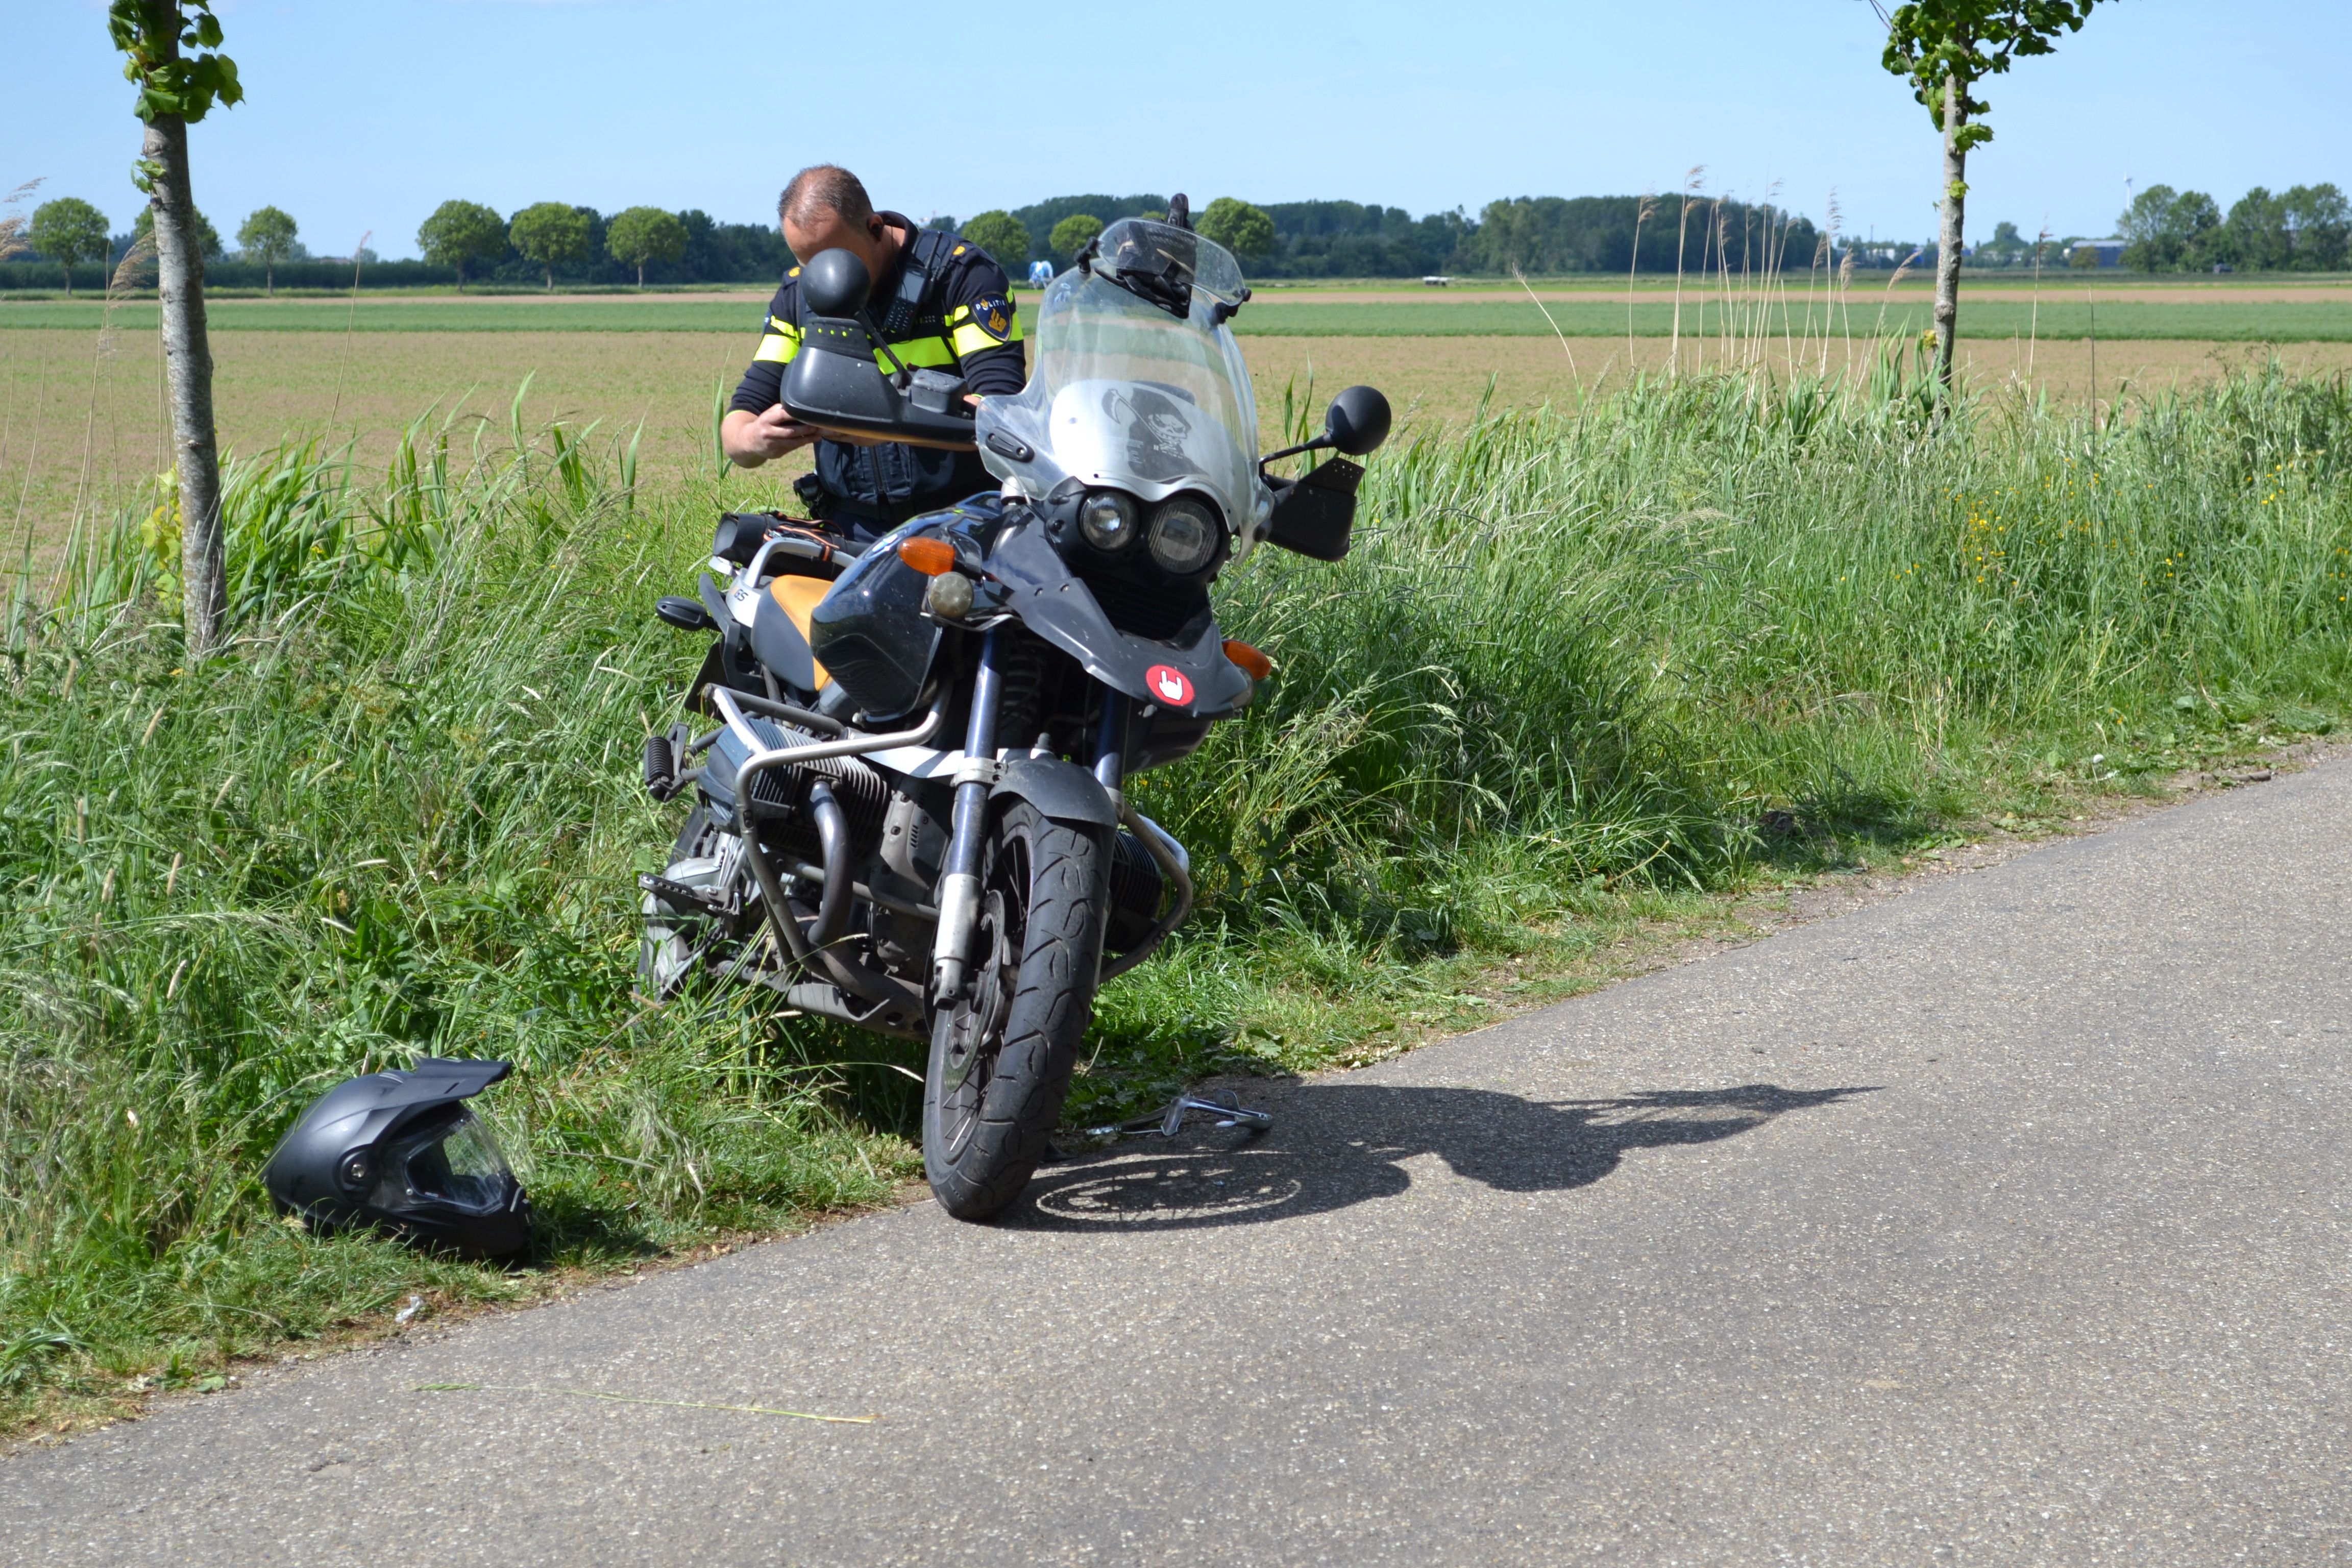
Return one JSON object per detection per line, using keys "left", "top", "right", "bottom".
{"left": 109, "top": 0, "right": 241, "bottom": 657}
{"left": 961, "top": 210, "right": 1031, "bottom": 271}
{"left": 2117, "top": 185, "right": 2223, "bottom": 272}
{"left": 2283, "top": 184, "right": 2351, "bottom": 272}
{"left": 28, "top": 198, "right": 111, "bottom": 295}
{"left": 1048, "top": 212, "right": 1103, "bottom": 260}
{"left": 1197, "top": 198, "right": 1277, "bottom": 261}
{"left": 1878, "top": 0, "right": 2104, "bottom": 396}
{"left": 416, "top": 199, "right": 506, "bottom": 291}
{"left": 2224, "top": 188, "right": 2289, "bottom": 272}
{"left": 508, "top": 202, "right": 591, "bottom": 291}
{"left": 235, "top": 204, "right": 297, "bottom": 295}
{"left": 604, "top": 206, "right": 687, "bottom": 288}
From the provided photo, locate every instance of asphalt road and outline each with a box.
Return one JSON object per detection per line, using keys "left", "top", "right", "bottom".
{"left": 10, "top": 761, "right": 2352, "bottom": 1565}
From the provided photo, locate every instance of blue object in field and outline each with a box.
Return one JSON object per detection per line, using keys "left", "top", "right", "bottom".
{"left": 1027, "top": 260, "right": 1054, "bottom": 287}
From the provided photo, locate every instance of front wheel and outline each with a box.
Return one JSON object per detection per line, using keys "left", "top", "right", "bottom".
{"left": 924, "top": 799, "right": 1106, "bottom": 1220}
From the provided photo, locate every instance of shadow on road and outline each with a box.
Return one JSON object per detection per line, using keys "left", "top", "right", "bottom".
{"left": 1010, "top": 1082, "right": 1874, "bottom": 1232}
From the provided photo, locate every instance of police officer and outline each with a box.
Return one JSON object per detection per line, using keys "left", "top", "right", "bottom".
{"left": 721, "top": 164, "right": 1026, "bottom": 541}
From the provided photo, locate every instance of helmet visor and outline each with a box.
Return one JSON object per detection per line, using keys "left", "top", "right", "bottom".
{"left": 370, "top": 1107, "right": 520, "bottom": 1217}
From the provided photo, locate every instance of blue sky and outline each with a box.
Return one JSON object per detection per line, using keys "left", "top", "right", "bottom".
{"left": 14, "top": 1, "right": 2348, "bottom": 258}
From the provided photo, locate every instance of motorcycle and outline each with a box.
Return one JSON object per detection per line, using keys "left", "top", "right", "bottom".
{"left": 638, "top": 216, "right": 1390, "bottom": 1220}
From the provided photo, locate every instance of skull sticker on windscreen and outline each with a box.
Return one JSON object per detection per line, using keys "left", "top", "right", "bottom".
{"left": 1102, "top": 386, "right": 1196, "bottom": 482}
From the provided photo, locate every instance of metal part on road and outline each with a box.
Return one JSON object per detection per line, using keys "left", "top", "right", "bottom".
{"left": 11, "top": 761, "right": 2352, "bottom": 1565}
{"left": 1082, "top": 1087, "right": 1275, "bottom": 1143}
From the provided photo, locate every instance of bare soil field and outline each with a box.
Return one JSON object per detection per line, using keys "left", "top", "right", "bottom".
{"left": 0, "top": 329, "right": 762, "bottom": 545}
{"left": 7, "top": 328, "right": 2347, "bottom": 550}
{"left": 1245, "top": 334, "right": 2352, "bottom": 427}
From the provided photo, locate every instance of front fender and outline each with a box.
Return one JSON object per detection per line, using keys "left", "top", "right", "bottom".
{"left": 992, "top": 756, "right": 1118, "bottom": 829}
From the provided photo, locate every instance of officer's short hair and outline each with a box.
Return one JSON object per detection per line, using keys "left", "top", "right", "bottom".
{"left": 780, "top": 166, "right": 874, "bottom": 232}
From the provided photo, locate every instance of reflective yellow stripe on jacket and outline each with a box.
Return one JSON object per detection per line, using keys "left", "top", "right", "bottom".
{"left": 752, "top": 314, "right": 800, "bottom": 364}
{"left": 945, "top": 300, "right": 1023, "bottom": 359}
{"left": 885, "top": 335, "right": 962, "bottom": 371}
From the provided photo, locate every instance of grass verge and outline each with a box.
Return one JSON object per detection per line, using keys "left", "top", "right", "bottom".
{"left": 5, "top": 353, "right": 2349, "bottom": 1436}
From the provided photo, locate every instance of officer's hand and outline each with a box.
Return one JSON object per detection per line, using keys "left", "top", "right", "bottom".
{"left": 721, "top": 406, "right": 821, "bottom": 467}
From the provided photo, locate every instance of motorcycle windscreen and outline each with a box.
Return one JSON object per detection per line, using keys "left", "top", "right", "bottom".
{"left": 976, "top": 236, "right": 1272, "bottom": 559}
{"left": 1041, "top": 379, "right": 1238, "bottom": 500}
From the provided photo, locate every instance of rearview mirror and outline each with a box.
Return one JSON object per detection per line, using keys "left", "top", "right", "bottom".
{"left": 1324, "top": 385, "right": 1391, "bottom": 457}
{"left": 801, "top": 249, "right": 871, "bottom": 316}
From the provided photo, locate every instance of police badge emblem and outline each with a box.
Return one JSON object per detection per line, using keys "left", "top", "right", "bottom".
{"left": 971, "top": 293, "right": 1013, "bottom": 341}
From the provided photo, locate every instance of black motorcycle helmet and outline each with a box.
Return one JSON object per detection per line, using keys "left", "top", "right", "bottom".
{"left": 262, "top": 1058, "right": 531, "bottom": 1259}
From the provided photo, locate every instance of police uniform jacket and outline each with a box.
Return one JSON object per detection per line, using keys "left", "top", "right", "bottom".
{"left": 729, "top": 213, "right": 1026, "bottom": 526}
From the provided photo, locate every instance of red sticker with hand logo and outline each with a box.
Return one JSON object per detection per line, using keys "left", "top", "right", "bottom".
{"left": 1145, "top": 665, "right": 1194, "bottom": 707}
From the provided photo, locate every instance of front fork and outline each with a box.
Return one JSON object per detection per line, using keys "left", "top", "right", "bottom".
{"left": 929, "top": 630, "right": 1006, "bottom": 1003}
{"left": 928, "top": 631, "right": 1130, "bottom": 1004}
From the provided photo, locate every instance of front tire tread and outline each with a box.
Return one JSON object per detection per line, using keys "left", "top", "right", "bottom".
{"left": 924, "top": 805, "right": 1104, "bottom": 1220}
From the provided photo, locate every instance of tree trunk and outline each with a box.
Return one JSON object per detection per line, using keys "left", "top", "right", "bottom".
{"left": 144, "top": 113, "right": 226, "bottom": 657}
{"left": 637, "top": 261, "right": 645, "bottom": 288}
{"left": 1934, "top": 72, "right": 1969, "bottom": 399}
{"left": 544, "top": 264, "right": 553, "bottom": 292}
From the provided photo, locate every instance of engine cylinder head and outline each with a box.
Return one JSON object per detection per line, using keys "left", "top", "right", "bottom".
{"left": 1105, "top": 828, "right": 1167, "bottom": 954}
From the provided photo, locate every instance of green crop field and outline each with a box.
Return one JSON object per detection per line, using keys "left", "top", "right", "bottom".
{"left": 6, "top": 291, "right": 2351, "bottom": 341}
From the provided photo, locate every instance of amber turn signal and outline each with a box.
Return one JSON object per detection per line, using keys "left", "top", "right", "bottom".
{"left": 1222, "top": 639, "right": 1274, "bottom": 681}
{"left": 897, "top": 537, "right": 958, "bottom": 576}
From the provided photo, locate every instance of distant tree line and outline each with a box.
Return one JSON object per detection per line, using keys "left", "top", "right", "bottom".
{"left": 957, "top": 195, "right": 1480, "bottom": 279}
{"left": 1251, "top": 202, "right": 1473, "bottom": 278}
{"left": 1466, "top": 195, "right": 1821, "bottom": 279}
{"left": 2115, "top": 183, "right": 2349, "bottom": 273}
{"left": 3, "top": 195, "right": 795, "bottom": 291}
{"left": 11, "top": 182, "right": 2349, "bottom": 294}
{"left": 953, "top": 193, "right": 1821, "bottom": 279}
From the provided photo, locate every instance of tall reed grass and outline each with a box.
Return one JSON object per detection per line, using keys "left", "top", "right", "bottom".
{"left": 5, "top": 356, "right": 2349, "bottom": 1426}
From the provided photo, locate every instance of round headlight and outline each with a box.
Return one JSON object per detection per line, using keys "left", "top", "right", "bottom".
{"left": 1079, "top": 491, "right": 1138, "bottom": 551}
{"left": 1146, "top": 496, "right": 1221, "bottom": 576}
